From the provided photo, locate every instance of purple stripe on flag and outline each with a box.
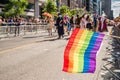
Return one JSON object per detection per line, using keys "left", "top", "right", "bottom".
{"left": 88, "top": 34, "right": 104, "bottom": 72}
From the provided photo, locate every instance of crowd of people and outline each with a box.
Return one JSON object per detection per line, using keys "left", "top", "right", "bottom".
{"left": 53, "top": 13, "right": 109, "bottom": 39}
{"left": 0, "top": 13, "right": 120, "bottom": 40}
{"left": 0, "top": 17, "right": 48, "bottom": 36}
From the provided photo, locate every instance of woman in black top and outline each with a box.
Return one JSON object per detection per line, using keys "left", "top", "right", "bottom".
{"left": 56, "top": 14, "right": 64, "bottom": 39}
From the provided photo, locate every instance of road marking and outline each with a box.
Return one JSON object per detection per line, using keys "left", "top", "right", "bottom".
{"left": 0, "top": 38, "right": 57, "bottom": 54}
{"left": 0, "top": 42, "right": 35, "bottom": 54}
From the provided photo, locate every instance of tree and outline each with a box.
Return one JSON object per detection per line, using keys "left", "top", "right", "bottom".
{"left": 4, "top": 0, "right": 28, "bottom": 17}
{"left": 43, "top": 0, "right": 57, "bottom": 15}
{"left": 60, "top": 6, "right": 70, "bottom": 16}
{"left": 78, "top": 8, "right": 85, "bottom": 16}
{"left": 71, "top": 8, "right": 86, "bottom": 17}
{"left": 70, "top": 9, "right": 77, "bottom": 17}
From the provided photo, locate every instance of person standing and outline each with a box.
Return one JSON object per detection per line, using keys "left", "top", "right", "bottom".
{"left": 80, "top": 14, "right": 86, "bottom": 29}
{"left": 98, "top": 16, "right": 108, "bottom": 32}
{"left": 93, "top": 14, "right": 97, "bottom": 31}
{"left": 63, "top": 16, "right": 68, "bottom": 32}
{"left": 75, "top": 15, "right": 80, "bottom": 28}
{"left": 47, "top": 17, "right": 53, "bottom": 36}
{"left": 56, "top": 14, "right": 64, "bottom": 39}
{"left": 14, "top": 18, "right": 21, "bottom": 36}
{"left": 66, "top": 18, "right": 71, "bottom": 35}
{"left": 8, "top": 18, "right": 14, "bottom": 33}
{"left": 70, "top": 16, "right": 74, "bottom": 31}
{"left": 86, "top": 15, "right": 93, "bottom": 30}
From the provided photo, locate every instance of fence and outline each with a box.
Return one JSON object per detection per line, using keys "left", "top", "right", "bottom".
{"left": 0, "top": 23, "right": 51, "bottom": 38}
{"left": 112, "top": 26, "right": 120, "bottom": 48}
{"left": 101, "top": 26, "right": 120, "bottom": 80}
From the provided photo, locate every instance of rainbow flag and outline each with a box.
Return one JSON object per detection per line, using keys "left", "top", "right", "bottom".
{"left": 63, "top": 28, "right": 105, "bottom": 73}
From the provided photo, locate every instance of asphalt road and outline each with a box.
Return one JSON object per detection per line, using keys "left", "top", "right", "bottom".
{"left": 0, "top": 30, "right": 111, "bottom": 80}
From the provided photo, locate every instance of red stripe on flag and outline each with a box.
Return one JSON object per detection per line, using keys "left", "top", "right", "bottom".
{"left": 63, "top": 28, "right": 80, "bottom": 72}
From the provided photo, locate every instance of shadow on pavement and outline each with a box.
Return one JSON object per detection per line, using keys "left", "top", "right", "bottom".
{"left": 35, "top": 37, "right": 70, "bottom": 43}
{"left": 35, "top": 38, "right": 60, "bottom": 43}
{"left": 23, "top": 35, "right": 49, "bottom": 38}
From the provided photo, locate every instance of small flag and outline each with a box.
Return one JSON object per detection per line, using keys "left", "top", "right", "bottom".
{"left": 63, "top": 28, "right": 105, "bottom": 73}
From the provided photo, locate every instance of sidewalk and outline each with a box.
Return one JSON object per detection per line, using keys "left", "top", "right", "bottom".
{"left": 97, "top": 26, "right": 120, "bottom": 80}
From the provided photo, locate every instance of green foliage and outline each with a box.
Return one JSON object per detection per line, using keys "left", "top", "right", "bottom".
{"left": 86, "top": 12, "right": 92, "bottom": 16}
{"left": 70, "top": 9, "right": 77, "bottom": 17}
{"left": 43, "top": 0, "right": 57, "bottom": 15}
{"left": 0, "top": 12, "right": 5, "bottom": 18}
{"left": 59, "top": 7, "right": 86, "bottom": 17}
{"left": 60, "top": 6, "right": 70, "bottom": 16}
{"left": 3, "top": 0, "right": 28, "bottom": 17}
{"left": 77, "top": 8, "right": 86, "bottom": 16}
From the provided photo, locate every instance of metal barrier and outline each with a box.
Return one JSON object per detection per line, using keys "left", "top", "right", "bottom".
{"left": 0, "top": 24, "right": 48, "bottom": 37}
{"left": 111, "top": 26, "right": 120, "bottom": 51}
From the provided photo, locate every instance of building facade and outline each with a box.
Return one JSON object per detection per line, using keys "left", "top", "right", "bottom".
{"left": 59, "top": 0, "right": 84, "bottom": 9}
{"left": 59, "top": 0, "right": 94, "bottom": 11}
{"left": 0, "top": 0, "right": 46, "bottom": 18}
{"left": 97, "top": 0, "right": 101, "bottom": 15}
{"left": 93, "top": 0, "right": 98, "bottom": 13}
{"left": 84, "top": 0, "right": 93, "bottom": 12}
{"left": 101, "top": 0, "right": 113, "bottom": 19}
